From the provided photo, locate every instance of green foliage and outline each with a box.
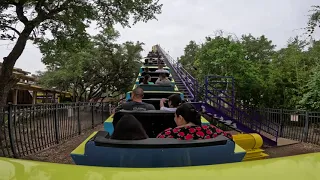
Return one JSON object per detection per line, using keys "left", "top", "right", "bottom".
{"left": 0, "top": 0, "right": 162, "bottom": 106}
{"left": 180, "top": 31, "right": 320, "bottom": 111}
{"left": 299, "top": 67, "right": 320, "bottom": 110}
{"left": 178, "top": 40, "right": 199, "bottom": 76}
{"left": 0, "top": 0, "right": 163, "bottom": 41}
{"left": 307, "top": 5, "right": 320, "bottom": 35}
{"left": 37, "top": 29, "right": 142, "bottom": 101}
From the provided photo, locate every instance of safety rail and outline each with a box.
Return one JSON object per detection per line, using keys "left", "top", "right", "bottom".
{"left": 156, "top": 45, "right": 196, "bottom": 100}
{"left": 156, "top": 45, "right": 279, "bottom": 145}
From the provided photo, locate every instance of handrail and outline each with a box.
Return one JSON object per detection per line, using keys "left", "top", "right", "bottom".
{"left": 156, "top": 45, "right": 279, "bottom": 143}
{"left": 156, "top": 45, "right": 196, "bottom": 100}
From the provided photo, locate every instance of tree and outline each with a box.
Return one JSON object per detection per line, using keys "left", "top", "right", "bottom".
{"left": 307, "top": 5, "right": 320, "bottom": 35}
{"left": 37, "top": 29, "right": 142, "bottom": 102}
{"left": 0, "top": 0, "right": 162, "bottom": 107}
{"left": 194, "top": 35, "right": 265, "bottom": 107}
{"left": 178, "top": 40, "right": 199, "bottom": 76}
{"left": 298, "top": 67, "right": 320, "bottom": 111}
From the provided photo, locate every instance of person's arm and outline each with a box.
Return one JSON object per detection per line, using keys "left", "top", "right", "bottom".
{"left": 160, "top": 98, "right": 166, "bottom": 109}
{"left": 155, "top": 78, "right": 161, "bottom": 85}
{"left": 114, "top": 104, "right": 123, "bottom": 113}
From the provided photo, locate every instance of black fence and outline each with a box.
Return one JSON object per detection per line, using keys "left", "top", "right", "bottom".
{"left": 249, "top": 108, "right": 320, "bottom": 145}
{"left": 0, "top": 102, "right": 113, "bottom": 158}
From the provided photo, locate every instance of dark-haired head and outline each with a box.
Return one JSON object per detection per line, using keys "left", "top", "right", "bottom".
{"left": 159, "top": 73, "right": 166, "bottom": 79}
{"left": 168, "top": 94, "right": 181, "bottom": 108}
{"left": 111, "top": 114, "right": 148, "bottom": 140}
{"left": 143, "top": 74, "right": 151, "bottom": 84}
{"left": 175, "top": 103, "right": 201, "bottom": 126}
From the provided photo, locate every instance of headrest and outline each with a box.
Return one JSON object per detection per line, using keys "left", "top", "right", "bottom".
{"left": 94, "top": 131, "right": 228, "bottom": 148}
{"left": 113, "top": 110, "right": 176, "bottom": 137}
{"left": 114, "top": 110, "right": 175, "bottom": 124}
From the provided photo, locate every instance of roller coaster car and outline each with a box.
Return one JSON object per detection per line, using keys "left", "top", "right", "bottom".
{"left": 140, "top": 71, "right": 171, "bottom": 77}
{"left": 71, "top": 110, "right": 246, "bottom": 167}
{"left": 125, "top": 91, "right": 184, "bottom": 101}
{"left": 144, "top": 58, "right": 165, "bottom": 65}
{"left": 2, "top": 153, "right": 320, "bottom": 179}
{"left": 138, "top": 84, "right": 175, "bottom": 91}
{"left": 140, "top": 66, "right": 170, "bottom": 73}
{"left": 141, "top": 98, "right": 188, "bottom": 110}
{"left": 136, "top": 76, "right": 173, "bottom": 84}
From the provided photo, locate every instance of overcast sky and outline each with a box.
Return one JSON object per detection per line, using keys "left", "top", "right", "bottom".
{"left": 1, "top": 0, "right": 319, "bottom": 74}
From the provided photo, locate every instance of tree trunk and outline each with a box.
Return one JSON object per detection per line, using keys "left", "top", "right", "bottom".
{"left": 0, "top": 26, "right": 34, "bottom": 125}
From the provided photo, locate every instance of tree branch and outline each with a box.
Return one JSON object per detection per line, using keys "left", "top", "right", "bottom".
{"left": 47, "top": 1, "right": 70, "bottom": 17}
{"left": 1, "top": 25, "right": 21, "bottom": 36}
{"left": 35, "top": 0, "right": 46, "bottom": 16}
{"left": 15, "top": 3, "right": 29, "bottom": 24}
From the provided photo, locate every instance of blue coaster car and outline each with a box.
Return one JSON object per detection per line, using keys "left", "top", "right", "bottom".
{"left": 70, "top": 131, "right": 246, "bottom": 168}
{"left": 71, "top": 110, "right": 246, "bottom": 167}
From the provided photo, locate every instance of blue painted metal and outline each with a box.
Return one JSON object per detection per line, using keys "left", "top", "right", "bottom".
{"left": 71, "top": 139, "right": 245, "bottom": 167}
{"left": 104, "top": 122, "right": 114, "bottom": 135}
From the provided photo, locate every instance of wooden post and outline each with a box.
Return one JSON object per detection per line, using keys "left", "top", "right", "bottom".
{"left": 12, "top": 89, "right": 18, "bottom": 105}
{"left": 45, "top": 92, "right": 48, "bottom": 103}
{"left": 32, "top": 91, "right": 37, "bottom": 104}
{"left": 53, "top": 93, "right": 56, "bottom": 103}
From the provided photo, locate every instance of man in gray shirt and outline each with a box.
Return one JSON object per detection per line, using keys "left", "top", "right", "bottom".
{"left": 115, "top": 87, "right": 156, "bottom": 112}
{"left": 155, "top": 73, "right": 171, "bottom": 85}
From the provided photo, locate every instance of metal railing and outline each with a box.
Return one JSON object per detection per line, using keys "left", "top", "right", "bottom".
{"left": 253, "top": 108, "right": 320, "bottom": 145}
{"left": 0, "top": 102, "right": 114, "bottom": 158}
{"left": 156, "top": 45, "right": 320, "bottom": 145}
{"left": 156, "top": 45, "right": 196, "bottom": 100}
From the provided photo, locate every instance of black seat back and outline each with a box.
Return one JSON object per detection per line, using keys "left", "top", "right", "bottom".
{"left": 113, "top": 110, "right": 176, "bottom": 138}
{"left": 138, "top": 84, "right": 175, "bottom": 91}
{"left": 127, "top": 92, "right": 182, "bottom": 100}
{"left": 141, "top": 72, "right": 170, "bottom": 77}
{"left": 138, "top": 77, "right": 172, "bottom": 84}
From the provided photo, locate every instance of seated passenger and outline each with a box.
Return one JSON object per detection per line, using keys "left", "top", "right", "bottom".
{"left": 115, "top": 87, "right": 156, "bottom": 112}
{"left": 155, "top": 73, "right": 171, "bottom": 85}
{"left": 160, "top": 94, "right": 181, "bottom": 111}
{"left": 155, "top": 64, "right": 169, "bottom": 73}
{"left": 140, "top": 74, "right": 154, "bottom": 85}
{"left": 156, "top": 103, "right": 232, "bottom": 140}
{"left": 144, "top": 67, "right": 150, "bottom": 73}
{"left": 111, "top": 114, "right": 148, "bottom": 140}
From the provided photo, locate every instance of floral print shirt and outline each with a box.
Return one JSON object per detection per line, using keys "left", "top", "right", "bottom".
{"left": 156, "top": 124, "right": 232, "bottom": 140}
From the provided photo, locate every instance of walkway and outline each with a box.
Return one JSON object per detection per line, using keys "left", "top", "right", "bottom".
{"left": 21, "top": 124, "right": 104, "bottom": 164}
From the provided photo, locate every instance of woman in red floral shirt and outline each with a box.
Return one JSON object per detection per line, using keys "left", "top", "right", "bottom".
{"left": 156, "top": 103, "right": 232, "bottom": 140}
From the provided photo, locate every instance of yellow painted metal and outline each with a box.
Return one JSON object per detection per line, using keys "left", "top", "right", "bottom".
{"left": 105, "top": 114, "right": 114, "bottom": 123}
{"left": 71, "top": 131, "right": 97, "bottom": 155}
{"left": 233, "top": 133, "right": 263, "bottom": 149}
{"left": 234, "top": 144, "right": 246, "bottom": 153}
{"left": 233, "top": 133, "right": 269, "bottom": 161}
{"left": 1, "top": 153, "right": 320, "bottom": 180}
{"left": 201, "top": 116, "right": 208, "bottom": 123}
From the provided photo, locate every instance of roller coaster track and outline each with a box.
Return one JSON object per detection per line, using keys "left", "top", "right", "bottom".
{"left": 156, "top": 45, "right": 280, "bottom": 146}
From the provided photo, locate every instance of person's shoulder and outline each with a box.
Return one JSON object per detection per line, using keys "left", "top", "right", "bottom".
{"left": 146, "top": 103, "right": 156, "bottom": 110}
{"left": 160, "top": 107, "right": 176, "bottom": 111}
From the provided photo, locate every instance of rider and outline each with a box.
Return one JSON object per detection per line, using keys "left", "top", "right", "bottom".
{"left": 115, "top": 87, "right": 155, "bottom": 112}
{"left": 160, "top": 94, "right": 181, "bottom": 111}
{"left": 155, "top": 73, "right": 171, "bottom": 85}
{"left": 156, "top": 103, "right": 232, "bottom": 140}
